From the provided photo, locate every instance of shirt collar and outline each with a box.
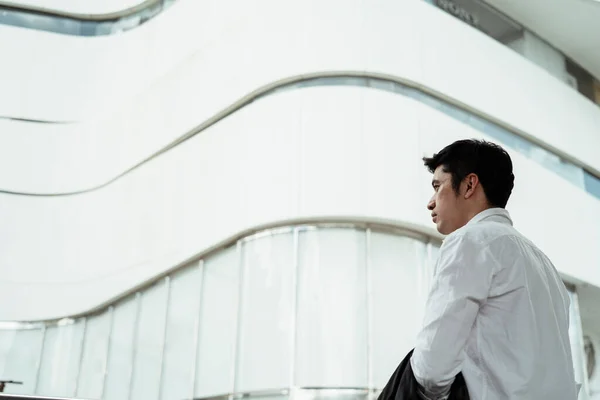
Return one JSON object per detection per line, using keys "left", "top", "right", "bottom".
{"left": 467, "top": 207, "right": 513, "bottom": 226}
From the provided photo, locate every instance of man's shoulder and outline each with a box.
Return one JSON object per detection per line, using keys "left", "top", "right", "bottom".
{"left": 445, "top": 220, "right": 520, "bottom": 249}
{"left": 447, "top": 220, "right": 550, "bottom": 266}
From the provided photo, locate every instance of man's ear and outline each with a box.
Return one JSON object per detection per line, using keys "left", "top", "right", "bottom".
{"left": 464, "top": 173, "right": 479, "bottom": 199}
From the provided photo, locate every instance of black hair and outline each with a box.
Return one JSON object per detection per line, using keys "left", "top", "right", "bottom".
{"left": 423, "top": 139, "right": 515, "bottom": 208}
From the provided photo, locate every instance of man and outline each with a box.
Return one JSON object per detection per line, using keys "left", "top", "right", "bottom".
{"left": 411, "top": 139, "right": 578, "bottom": 400}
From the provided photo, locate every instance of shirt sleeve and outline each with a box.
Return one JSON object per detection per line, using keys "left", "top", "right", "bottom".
{"left": 410, "top": 232, "right": 498, "bottom": 399}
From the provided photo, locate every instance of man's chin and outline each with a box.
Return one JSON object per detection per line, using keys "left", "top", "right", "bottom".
{"left": 436, "top": 223, "right": 451, "bottom": 236}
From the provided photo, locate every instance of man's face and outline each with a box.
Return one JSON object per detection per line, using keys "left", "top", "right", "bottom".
{"left": 427, "top": 166, "right": 466, "bottom": 235}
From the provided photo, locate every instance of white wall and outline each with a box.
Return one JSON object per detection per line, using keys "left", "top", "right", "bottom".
{"left": 0, "top": 0, "right": 255, "bottom": 121}
{"left": 0, "top": 0, "right": 599, "bottom": 196}
{"left": 0, "top": 86, "right": 598, "bottom": 321}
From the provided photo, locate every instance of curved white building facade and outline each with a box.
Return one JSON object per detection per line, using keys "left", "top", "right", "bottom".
{"left": 0, "top": 0, "right": 599, "bottom": 399}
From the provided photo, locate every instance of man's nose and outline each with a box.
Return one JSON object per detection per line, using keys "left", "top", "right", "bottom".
{"left": 427, "top": 197, "right": 435, "bottom": 211}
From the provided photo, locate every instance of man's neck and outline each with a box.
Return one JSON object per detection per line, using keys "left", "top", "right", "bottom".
{"left": 465, "top": 204, "right": 494, "bottom": 224}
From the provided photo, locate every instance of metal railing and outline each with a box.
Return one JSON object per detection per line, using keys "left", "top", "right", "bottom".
{"left": 0, "top": 387, "right": 381, "bottom": 400}
{"left": 0, "top": 395, "right": 87, "bottom": 400}
{"left": 0, "top": 381, "right": 21, "bottom": 393}
{"left": 192, "top": 387, "right": 382, "bottom": 400}
{"left": 0, "top": 0, "right": 177, "bottom": 35}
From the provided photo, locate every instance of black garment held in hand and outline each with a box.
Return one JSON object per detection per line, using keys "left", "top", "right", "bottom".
{"left": 377, "top": 349, "right": 470, "bottom": 400}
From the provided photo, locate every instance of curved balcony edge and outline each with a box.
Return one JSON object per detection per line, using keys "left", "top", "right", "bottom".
{"left": 1, "top": 72, "right": 598, "bottom": 204}
{"left": 0, "top": 0, "right": 177, "bottom": 36}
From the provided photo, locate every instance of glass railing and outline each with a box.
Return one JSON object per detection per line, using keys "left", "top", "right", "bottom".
{"left": 0, "top": 222, "right": 440, "bottom": 399}
{"left": 0, "top": 221, "right": 592, "bottom": 399}
{"left": 0, "top": 0, "right": 177, "bottom": 36}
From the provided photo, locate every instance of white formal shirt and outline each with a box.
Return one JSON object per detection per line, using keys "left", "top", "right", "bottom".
{"left": 410, "top": 208, "right": 578, "bottom": 400}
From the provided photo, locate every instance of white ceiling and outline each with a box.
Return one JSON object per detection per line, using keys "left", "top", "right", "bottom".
{"left": 484, "top": 0, "right": 600, "bottom": 80}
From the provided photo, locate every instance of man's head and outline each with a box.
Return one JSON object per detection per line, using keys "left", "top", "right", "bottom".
{"left": 423, "top": 139, "right": 514, "bottom": 235}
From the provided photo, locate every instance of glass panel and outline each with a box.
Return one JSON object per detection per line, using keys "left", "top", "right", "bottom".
{"left": 299, "top": 76, "right": 367, "bottom": 88}
{"left": 468, "top": 115, "right": 523, "bottom": 150}
{"left": 369, "top": 233, "right": 428, "bottom": 388}
{"left": 527, "top": 148, "right": 585, "bottom": 188}
{"left": 104, "top": 296, "right": 137, "bottom": 399}
{"left": 195, "top": 245, "right": 240, "bottom": 398}
{"left": 422, "top": 94, "right": 470, "bottom": 123}
{"left": 391, "top": 83, "right": 420, "bottom": 98}
{"left": 584, "top": 336, "right": 596, "bottom": 380}
{"left": 367, "top": 78, "right": 396, "bottom": 92}
{"left": 568, "top": 289, "right": 589, "bottom": 394}
{"left": 584, "top": 171, "right": 600, "bottom": 199}
{"left": 77, "top": 309, "right": 112, "bottom": 399}
{"left": 131, "top": 279, "right": 169, "bottom": 400}
{"left": 236, "top": 232, "right": 295, "bottom": 392}
{"left": 0, "top": 328, "right": 44, "bottom": 394}
{"left": 37, "top": 319, "right": 85, "bottom": 397}
{"left": 161, "top": 265, "right": 202, "bottom": 400}
{"left": 295, "top": 228, "right": 368, "bottom": 387}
